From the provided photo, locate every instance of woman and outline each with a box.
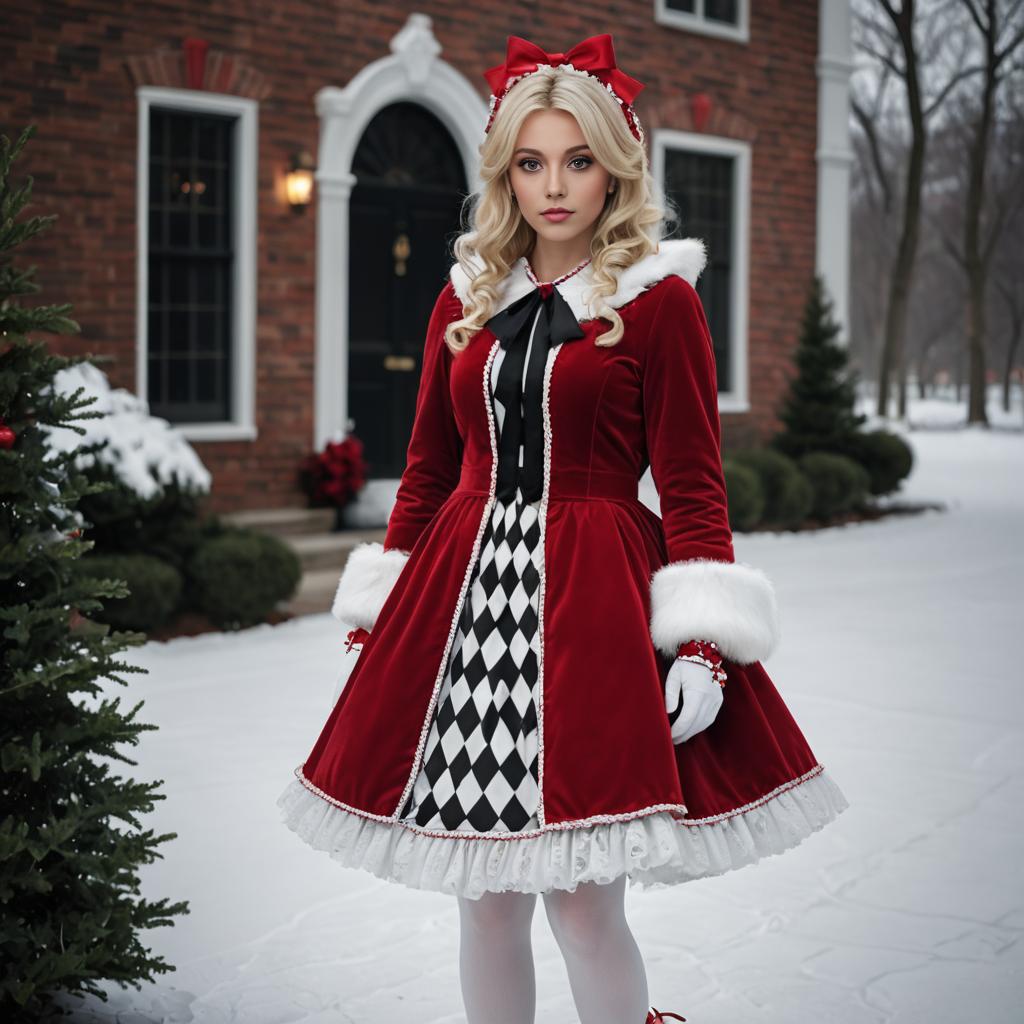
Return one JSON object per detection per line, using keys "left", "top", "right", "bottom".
{"left": 278, "top": 34, "right": 849, "bottom": 1024}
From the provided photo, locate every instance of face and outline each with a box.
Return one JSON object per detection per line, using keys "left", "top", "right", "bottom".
{"left": 507, "top": 108, "right": 614, "bottom": 249}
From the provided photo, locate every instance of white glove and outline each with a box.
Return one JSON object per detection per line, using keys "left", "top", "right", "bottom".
{"left": 665, "top": 657, "right": 723, "bottom": 744}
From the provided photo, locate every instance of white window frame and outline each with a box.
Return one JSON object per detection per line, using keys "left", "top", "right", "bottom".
{"left": 651, "top": 129, "right": 751, "bottom": 414}
{"left": 135, "top": 86, "right": 258, "bottom": 441}
{"left": 654, "top": 0, "right": 750, "bottom": 43}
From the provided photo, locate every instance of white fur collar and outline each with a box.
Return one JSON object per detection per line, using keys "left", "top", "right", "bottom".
{"left": 448, "top": 237, "right": 707, "bottom": 324}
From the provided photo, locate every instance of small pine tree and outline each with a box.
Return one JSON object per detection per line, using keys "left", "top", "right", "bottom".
{"left": 0, "top": 124, "right": 188, "bottom": 1021}
{"left": 771, "top": 274, "right": 867, "bottom": 460}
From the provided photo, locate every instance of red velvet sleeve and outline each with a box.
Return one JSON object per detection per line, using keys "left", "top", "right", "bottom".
{"left": 642, "top": 275, "right": 781, "bottom": 666}
{"left": 641, "top": 275, "right": 734, "bottom": 565}
{"left": 383, "top": 281, "right": 464, "bottom": 554}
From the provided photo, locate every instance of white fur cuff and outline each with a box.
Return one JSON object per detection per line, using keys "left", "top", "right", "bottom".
{"left": 331, "top": 541, "right": 410, "bottom": 630}
{"left": 649, "top": 558, "right": 781, "bottom": 665}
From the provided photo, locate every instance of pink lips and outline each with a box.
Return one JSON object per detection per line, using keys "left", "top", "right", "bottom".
{"left": 542, "top": 210, "right": 572, "bottom": 222}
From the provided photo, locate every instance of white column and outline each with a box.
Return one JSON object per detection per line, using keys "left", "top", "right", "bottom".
{"left": 816, "top": 0, "right": 854, "bottom": 345}
{"left": 314, "top": 171, "right": 356, "bottom": 448}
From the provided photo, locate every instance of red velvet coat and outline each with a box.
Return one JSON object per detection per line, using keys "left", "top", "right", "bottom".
{"left": 300, "top": 238, "right": 842, "bottom": 839}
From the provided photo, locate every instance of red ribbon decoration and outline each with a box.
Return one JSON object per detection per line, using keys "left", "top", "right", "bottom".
{"left": 483, "top": 34, "right": 645, "bottom": 141}
{"left": 647, "top": 1009, "right": 687, "bottom": 1023}
{"left": 484, "top": 34, "right": 645, "bottom": 106}
{"left": 345, "top": 626, "right": 371, "bottom": 652}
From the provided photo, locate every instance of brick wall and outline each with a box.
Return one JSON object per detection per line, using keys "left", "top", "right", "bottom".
{"left": 3, "top": 1, "right": 819, "bottom": 512}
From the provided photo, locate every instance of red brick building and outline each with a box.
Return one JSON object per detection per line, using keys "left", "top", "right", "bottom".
{"left": 7, "top": 1, "right": 852, "bottom": 520}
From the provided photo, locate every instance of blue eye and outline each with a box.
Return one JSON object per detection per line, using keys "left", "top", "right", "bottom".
{"left": 517, "top": 156, "right": 594, "bottom": 171}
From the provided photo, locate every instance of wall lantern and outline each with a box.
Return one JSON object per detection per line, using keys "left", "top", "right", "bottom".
{"left": 286, "top": 150, "right": 316, "bottom": 211}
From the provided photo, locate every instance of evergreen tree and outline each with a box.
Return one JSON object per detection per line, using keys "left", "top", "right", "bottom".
{"left": 771, "top": 274, "right": 867, "bottom": 460}
{"left": 0, "top": 124, "right": 188, "bottom": 1021}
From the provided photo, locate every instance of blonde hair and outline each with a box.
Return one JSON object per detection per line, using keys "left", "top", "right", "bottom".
{"left": 445, "top": 65, "right": 679, "bottom": 352}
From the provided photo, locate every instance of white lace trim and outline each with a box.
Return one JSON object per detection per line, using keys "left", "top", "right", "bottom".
{"left": 276, "top": 764, "right": 850, "bottom": 901}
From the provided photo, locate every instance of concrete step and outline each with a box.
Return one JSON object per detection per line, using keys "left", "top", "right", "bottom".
{"left": 220, "top": 505, "right": 337, "bottom": 538}
{"left": 281, "top": 565, "right": 346, "bottom": 619}
{"left": 284, "top": 528, "right": 385, "bottom": 574}
{"left": 271, "top": 527, "right": 387, "bottom": 617}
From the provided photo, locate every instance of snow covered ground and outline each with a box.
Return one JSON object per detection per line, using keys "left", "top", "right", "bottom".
{"left": 51, "top": 390, "right": 1024, "bottom": 1023}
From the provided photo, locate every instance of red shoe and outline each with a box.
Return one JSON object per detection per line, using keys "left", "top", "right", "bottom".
{"left": 646, "top": 1009, "right": 687, "bottom": 1023}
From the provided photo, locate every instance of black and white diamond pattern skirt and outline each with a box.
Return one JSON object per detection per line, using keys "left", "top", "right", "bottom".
{"left": 399, "top": 487, "right": 543, "bottom": 833}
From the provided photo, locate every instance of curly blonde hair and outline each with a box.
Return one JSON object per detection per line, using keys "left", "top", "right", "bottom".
{"left": 445, "top": 64, "right": 679, "bottom": 352}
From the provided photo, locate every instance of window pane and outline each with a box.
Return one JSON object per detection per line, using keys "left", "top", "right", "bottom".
{"left": 663, "top": 148, "right": 733, "bottom": 392}
{"left": 147, "top": 107, "right": 235, "bottom": 422}
{"left": 705, "top": 0, "right": 738, "bottom": 25}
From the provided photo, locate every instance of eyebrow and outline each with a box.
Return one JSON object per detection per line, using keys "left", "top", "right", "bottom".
{"left": 513, "top": 144, "right": 593, "bottom": 156}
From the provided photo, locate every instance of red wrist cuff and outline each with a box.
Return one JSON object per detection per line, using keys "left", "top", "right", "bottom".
{"left": 675, "top": 639, "right": 727, "bottom": 688}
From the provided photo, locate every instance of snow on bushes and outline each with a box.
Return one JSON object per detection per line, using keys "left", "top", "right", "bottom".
{"left": 39, "top": 359, "right": 211, "bottom": 499}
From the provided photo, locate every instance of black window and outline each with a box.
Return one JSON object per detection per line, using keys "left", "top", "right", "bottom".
{"left": 664, "top": 0, "right": 740, "bottom": 27}
{"left": 147, "top": 108, "right": 234, "bottom": 422}
{"left": 662, "top": 148, "right": 734, "bottom": 392}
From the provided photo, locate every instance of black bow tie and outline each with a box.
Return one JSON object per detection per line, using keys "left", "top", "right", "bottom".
{"left": 484, "top": 284, "right": 585, "bottom": 502}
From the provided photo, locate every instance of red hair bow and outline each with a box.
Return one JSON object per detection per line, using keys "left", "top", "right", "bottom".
{"left": 483, "top": 33, "right": 646, "bottom": 142}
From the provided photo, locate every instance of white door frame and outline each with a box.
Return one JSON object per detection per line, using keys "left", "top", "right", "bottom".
{"left": 313, "top": 13, "right": 487, "bottom": 451}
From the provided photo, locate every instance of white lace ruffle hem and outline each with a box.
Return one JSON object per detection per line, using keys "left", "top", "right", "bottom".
{"left": 276, "top": 764, "right": 849, "bottom": 901}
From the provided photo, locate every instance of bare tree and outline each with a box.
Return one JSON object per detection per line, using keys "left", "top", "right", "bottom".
{"left": 953, "top": 0, "right": 1024, "bottom": 423}
{"left": 852, "top": 0, "right": 984, "bottom": 419}
{"left": 990, "top": 81, "right": 1024, "bottom": 416}
{"left": 995, "top": 279, "right": 1024, "bottom": 415}
{"left": 925, "top": 71, "right": 1024, "bottom": 421}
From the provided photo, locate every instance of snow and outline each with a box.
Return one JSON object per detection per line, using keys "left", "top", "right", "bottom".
{"left": 40, "top": 360, "right": 212, "bottom": 500}
{"left": 49, "top": 388, "right": 1024, "bottom": 1023}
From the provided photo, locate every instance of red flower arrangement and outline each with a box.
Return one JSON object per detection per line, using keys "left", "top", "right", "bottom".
{"left": 300, "top": 434, "right": 369, "bottom": 524}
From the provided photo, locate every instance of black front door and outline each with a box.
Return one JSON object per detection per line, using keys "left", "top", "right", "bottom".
{"left": 348, "top": 102, "right": 468, "bottom": 479}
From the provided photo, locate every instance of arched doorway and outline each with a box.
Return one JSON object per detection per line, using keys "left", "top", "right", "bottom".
{"left": 347, "top": 102, "right": 468, "bottom": 478}
{"left": 312, "top": 15, "right": 487, "bottom": 524}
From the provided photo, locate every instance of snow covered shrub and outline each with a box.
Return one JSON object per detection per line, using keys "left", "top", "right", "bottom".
{"left": 76, "top": 466, "right": 207, "bottom": 572}
{"left": 185, "top": 527, "right": 301, "bottom": 629}
{"left": 797, "top": 452, "right": 871, "bottom": 520}
{"left": 74, "top": 553, "right": 183, "bottom": 631}
{"left": 41, "top": 359, "right": 211, "bottom": 497}
{"left": 730, "top": 448, "right": 814, "bottom": 528}
{"left": 841, "top": 429, "right": 914, "bottom": 496}
{"left": 40, "top": 360, "right": 212, "bottom": 570}
{"left": 722, "top": 457, "right": 764, "bottom": 531}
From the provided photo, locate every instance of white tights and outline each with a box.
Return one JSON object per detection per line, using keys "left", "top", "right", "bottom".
{"left": 455, "top": 873, "right": 649, "bottom": 1024}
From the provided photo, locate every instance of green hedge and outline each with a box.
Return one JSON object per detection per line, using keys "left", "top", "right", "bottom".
{"left": 798, "top": 451, "right": 872, "bottom": 520}
{"left": 722, "top": 458, "right": 764, "bottom": 531}
{"left": 841, "top": 429, "right": 914, "bottom": 496}
{"left": 74, "top": 553, "right": 183, "bottom": 631}
{"left": 728, "top": 448, "right": 814, "bottom": 528}
{"left": 186, "top": 527, "right": 302, "bottom": 630}
{"left": 76, "top": 464, "right": 206, "bottom": 574}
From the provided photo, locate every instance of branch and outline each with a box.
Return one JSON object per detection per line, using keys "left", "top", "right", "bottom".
{"left": 923, "top": 63, "right": 988, "bottom": 118}
{"left": 851, "top": 96, "right": 894, "bottom": 208}
{"left": 858, "top": 39, "right": 908, "bottom": 77}
{"left": 957, "top": 0, "right": 988, "bottom": 37}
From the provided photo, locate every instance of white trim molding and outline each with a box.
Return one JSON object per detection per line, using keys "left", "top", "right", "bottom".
{"left": 816, "top": 0, "right": 854, "bottom": 346}
{"left": 654, "top": 0, "right": 750, "bottom": 44}
{"left": 650, "top": 129, "right": 751, "bottom": 415}
{"left": 314, "top": 13, "right": 487, "bottom": 451}
{"left": 134, "top": 86, "right": 259, "bottom": 442}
